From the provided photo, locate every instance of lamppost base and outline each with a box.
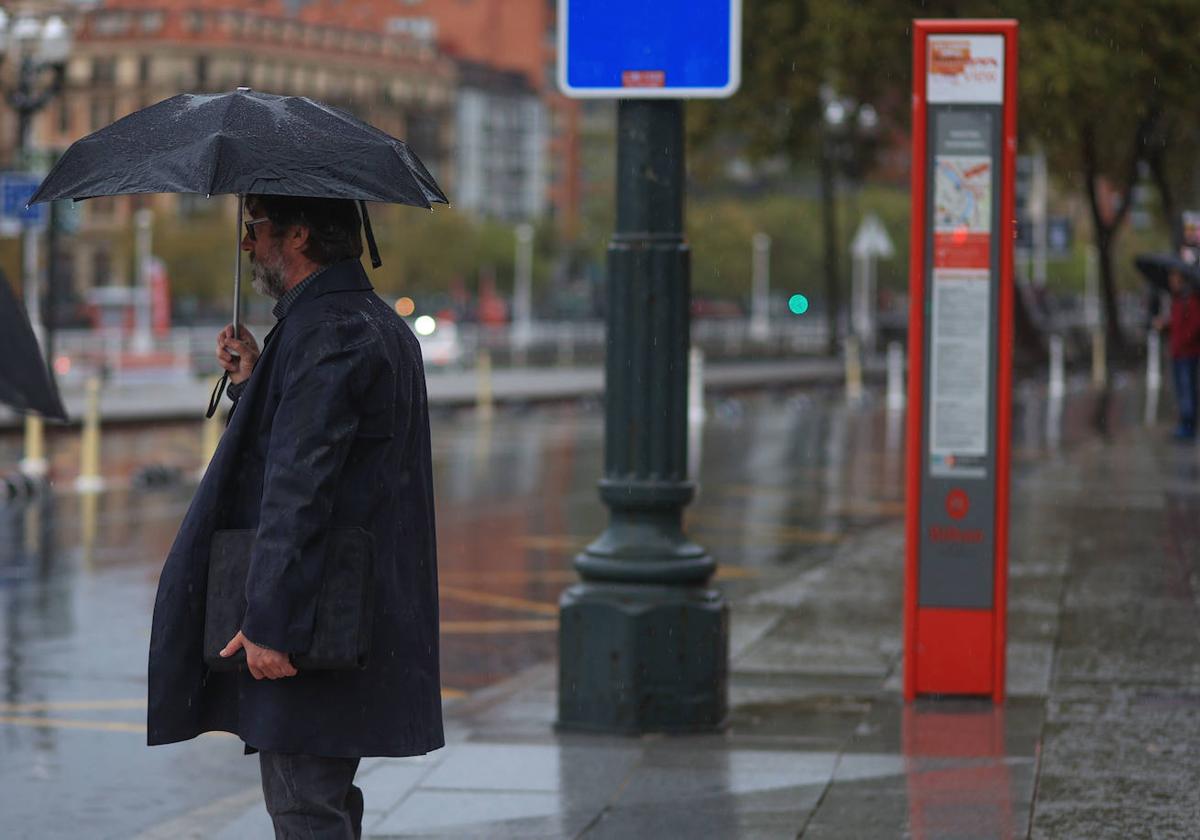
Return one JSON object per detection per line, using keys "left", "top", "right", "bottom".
{"left": 557, "top": 581, "right": 728, "bottom": 735}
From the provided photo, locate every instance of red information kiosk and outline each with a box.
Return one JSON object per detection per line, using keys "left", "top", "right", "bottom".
{"left": 904, "top": 20, "right": 1017, "bottom": 702}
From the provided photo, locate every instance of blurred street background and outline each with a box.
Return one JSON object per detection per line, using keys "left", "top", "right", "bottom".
{"left": 1, "top": 1, "right": 1199, "bottom": 838}
{"left": 0, "top": 0, "right": 1188, "bottom": 382}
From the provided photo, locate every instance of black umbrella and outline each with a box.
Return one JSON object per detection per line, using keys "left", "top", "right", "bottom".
{"left": 1135, "top": 253, "right": 1200, "bottom": 293}
{"left": 30, "top": 88, "right": 448, "bottom": 336}
{"left": 0, "top": 271, "right": 67, "bottom": 422}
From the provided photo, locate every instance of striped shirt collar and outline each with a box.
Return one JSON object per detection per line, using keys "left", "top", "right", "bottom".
{"left": 272, "top": 264, "right": 330, "bottom": 320}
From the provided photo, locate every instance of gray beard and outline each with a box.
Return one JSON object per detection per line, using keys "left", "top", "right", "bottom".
{"left": 251, "top": 253, "right": 288, "bottom": 300}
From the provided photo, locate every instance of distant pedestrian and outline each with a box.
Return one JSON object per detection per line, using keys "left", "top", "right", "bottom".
{"left": 1153, "top": 265, "right": 1200, "bottom": 440}
{"left": 148, "top": 194, "right": 443, "bottom": 838}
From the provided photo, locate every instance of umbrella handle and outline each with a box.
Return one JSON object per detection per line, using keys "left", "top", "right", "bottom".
{"left": 233, "top": 194, "right": 243, "bottom": 340}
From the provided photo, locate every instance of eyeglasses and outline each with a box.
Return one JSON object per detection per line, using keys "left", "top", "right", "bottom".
{"left": 244, "top": 216, "right": 271, "bottom": 241}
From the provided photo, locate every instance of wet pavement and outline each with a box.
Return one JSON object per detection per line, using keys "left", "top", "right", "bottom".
{"left": 1, "top": 371, "right": 1197, "bottom": 837}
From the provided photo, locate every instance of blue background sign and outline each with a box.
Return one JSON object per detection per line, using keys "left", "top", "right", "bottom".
{"left": 558, "top": 0, "right": 741, "bottom": 98}
{"left": 2, "top": 173, "right": 46, "bottom": 228}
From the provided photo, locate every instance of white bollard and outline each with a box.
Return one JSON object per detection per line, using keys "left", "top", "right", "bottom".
{"left": 844, "top": 335, "right": 864, "bottom": 403}
{"left": 749, "top": 232, "right": 771, "bottom": 343}
{"left": 1048, "top": 335, "right": 1065, "bottom": 401}
{"left": 20, "top": 415, "right": 48, "bottom": 478}
{"left": 1146, "top": 330, "right": 1162, "bottom": 392}
{"left": 1091, "top": 328, "right": 1107, "bottom": 388}
{"left": 1145, "top": 330, "right": 1162, "bottom": 428}
{"left": 886, "top": 341, "right": 905, "bottom": 411}
{"left": 476, "top": 349, "right": 495, "bottom": 421}
{"left": 75, "top": 377, "right": 105, "bottom": 494}
{"left": 688, "top": 346, "right": 706, "bottom": 426}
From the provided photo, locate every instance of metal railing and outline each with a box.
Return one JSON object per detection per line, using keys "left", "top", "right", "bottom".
{"left": 46, "top": 318, "right": 840, "bottom": 383}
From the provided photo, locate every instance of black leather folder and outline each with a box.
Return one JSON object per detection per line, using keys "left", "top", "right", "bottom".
{"left": 203, "top": 527, "right": 375, "bottom": 671}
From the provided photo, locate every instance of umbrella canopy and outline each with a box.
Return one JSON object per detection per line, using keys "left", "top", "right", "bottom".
{"left": 29, "top": 89, "right": 447, "bottom": 208}
{"left": 28, "top": 88, "right": 449, "bottom": 409}
{"left": 0, "top": 271, "right": 67, "bottom": 422}
{"left": 1135, "top": 253, "right": 1200, "bottom": 293}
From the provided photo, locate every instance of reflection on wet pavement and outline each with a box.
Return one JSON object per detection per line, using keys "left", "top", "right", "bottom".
{"left": 0, "top": 375, "right": 1160, "bottom": 837}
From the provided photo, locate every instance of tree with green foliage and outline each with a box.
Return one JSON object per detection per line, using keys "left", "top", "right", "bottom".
{"left": 1020, "top": 1, "right": 1200, "bottom": 354}
{"left": 149, "top": 199, "right": 556, "bottom": 319}
{"left": 691, "top": 0, "right": 1200, "bottom": 357}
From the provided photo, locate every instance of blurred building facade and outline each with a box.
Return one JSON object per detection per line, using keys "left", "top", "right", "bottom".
{"left": 300, "top": 0, "right": 581, "bottom": 234}
{"left": 455, "top": 61, "right": 546, "bottom": 221}
{"left": 0, "top": 0, "right": 579, "bottom": 304}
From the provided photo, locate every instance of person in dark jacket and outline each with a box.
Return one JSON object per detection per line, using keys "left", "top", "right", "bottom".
{"left": 147, "top": 195, "right": 442, "bottom": 838}
{"left": 1154, "top": 266, "right": 1200, "bottom": 440}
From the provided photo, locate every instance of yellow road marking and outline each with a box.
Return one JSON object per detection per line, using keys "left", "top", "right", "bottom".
{"left": 714, "top": 565, "right": 758, "bottom": 580}
{"left": 832, "top": 500, "right": 906, "bottom": 517}
{"left": 516, "top": 535, "right": 587, "bottom": 551}
{"left": 440, "top": 619, "right": 557, "bottom": 634}
{"left": 0, "top": 714, "right": 147, "bottom": 734}
{"left": 441, "top": 569, "right": 578, "bottom": 584}
{"left": 0, "top": 689, "right": 471, "bottom": 734}
{"left": 439, "top": 585, "right": 558, "bottom": 616}
{"left": 695, "top": 525, "right": 843, "bottom": 546}
{"left": 706, "top": 486, "right": 905, "bottom": 518}
{"left": 714, "top": 483, "right": 795, "bottom": 498}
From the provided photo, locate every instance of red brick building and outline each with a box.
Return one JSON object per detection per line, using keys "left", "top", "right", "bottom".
{"left": 1, "top": 1, "right": 457, "bottom": 294}
{"left": 291, "top": 0, "right": 582, "bottom": 235}
{"left": 3, "top": 0, "right": 583, "bottom": 301}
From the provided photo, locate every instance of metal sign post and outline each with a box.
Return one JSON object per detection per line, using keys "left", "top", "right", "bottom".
{"left": 904, "top": 20, "right": 1017, "bottom": 702}
{"left": 850, "top": 213, "right": 895, "bottom": 353}
{"left": 557, "top": 0, "right": 740, "bottom": 734}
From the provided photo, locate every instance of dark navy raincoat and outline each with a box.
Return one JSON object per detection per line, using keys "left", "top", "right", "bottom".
{"left": 147, "top": 259, "right": 443, "bottom": 757}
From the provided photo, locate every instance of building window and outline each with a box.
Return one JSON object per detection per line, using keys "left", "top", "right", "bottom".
{"left": 57, "top": 97, "right": 70, "bottom": 134}
{"left": 89, "top": 98, "right": 115, "bottom": 131}
{"left": 186, "top": 12, "right": 204, "bottom": 34}
{"left": 139, "top": 56, "right": 152, "bottom": 85}
{"left": 91, "top": 58, "right": 116, "bottom": 85}
{"left": 91, "top": 197, "right": 115, "bottom": 220}
{"left": 94, "top": 12, "right": 130, "bottom": 36}
{"left": 92, "top": 248, "right": 112, "bottom": 285}
{"left": 140, "top": 11, "right": 164, "bottom": 34}
{"left": 195, "top": 55, "right": 209, "bottom": 89}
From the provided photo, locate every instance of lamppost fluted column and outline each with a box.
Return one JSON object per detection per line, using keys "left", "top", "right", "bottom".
{"left": 558, "top": 99, "right": 727, "bottom": 735}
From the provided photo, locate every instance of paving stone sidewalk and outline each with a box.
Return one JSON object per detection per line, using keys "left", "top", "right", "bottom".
{"left": 207, "top": 423, "right": 1200, "bottom": 839}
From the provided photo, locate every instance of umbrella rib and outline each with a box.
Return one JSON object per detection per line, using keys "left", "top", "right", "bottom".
{"left": 206, "top": 93, "right": 243, "bottom": 197}
{"left": 303, "top": 98, "right": 443, "bottom": 206}
{"left": 206, "top": 134, "right": 227, "bottom": 198}
{"left": 390, "top": 147, "right": 433, "bottom": 210}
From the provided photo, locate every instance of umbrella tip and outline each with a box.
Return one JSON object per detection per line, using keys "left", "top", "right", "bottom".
{"left": 237, "top": 86, "right": 251, "bottom": 93}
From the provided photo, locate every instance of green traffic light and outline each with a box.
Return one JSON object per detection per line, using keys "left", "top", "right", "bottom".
{"left": 788, "top": 294, "right": 809, "bottom": 315}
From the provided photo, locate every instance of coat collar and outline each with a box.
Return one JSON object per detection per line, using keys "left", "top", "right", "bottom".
{"left": 284, "top": 258, "right": 373, "bottom": 318}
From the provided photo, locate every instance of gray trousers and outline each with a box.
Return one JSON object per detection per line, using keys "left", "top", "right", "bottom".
{"left": 258, "top": 751, "right": 363, "bottom": 840}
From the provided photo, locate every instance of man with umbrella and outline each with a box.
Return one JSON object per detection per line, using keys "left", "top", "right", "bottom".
{"left": 31, "top": 90, "right": 447, "bottom": 837}
{"left": 1150, "top": 256, "right": 1200, "bottom": 440}
{"left": 205, "top": 194, "right": 445, "bottom": 835}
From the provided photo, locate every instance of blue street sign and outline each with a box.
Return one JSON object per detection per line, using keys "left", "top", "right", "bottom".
{"left": 1, "top": 173, "right": 46, "bottom": 228}
{"left": 558, "top": 0, "right": 741, "bottom": 99}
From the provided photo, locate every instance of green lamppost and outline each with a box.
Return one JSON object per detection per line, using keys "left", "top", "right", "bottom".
{"left": 558, "top": 99, "right": 728, "bottom": 734}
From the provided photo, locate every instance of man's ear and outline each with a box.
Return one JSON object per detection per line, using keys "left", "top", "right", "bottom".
{"left": 288, "top": 224, "right": 310, "bottom": 255}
